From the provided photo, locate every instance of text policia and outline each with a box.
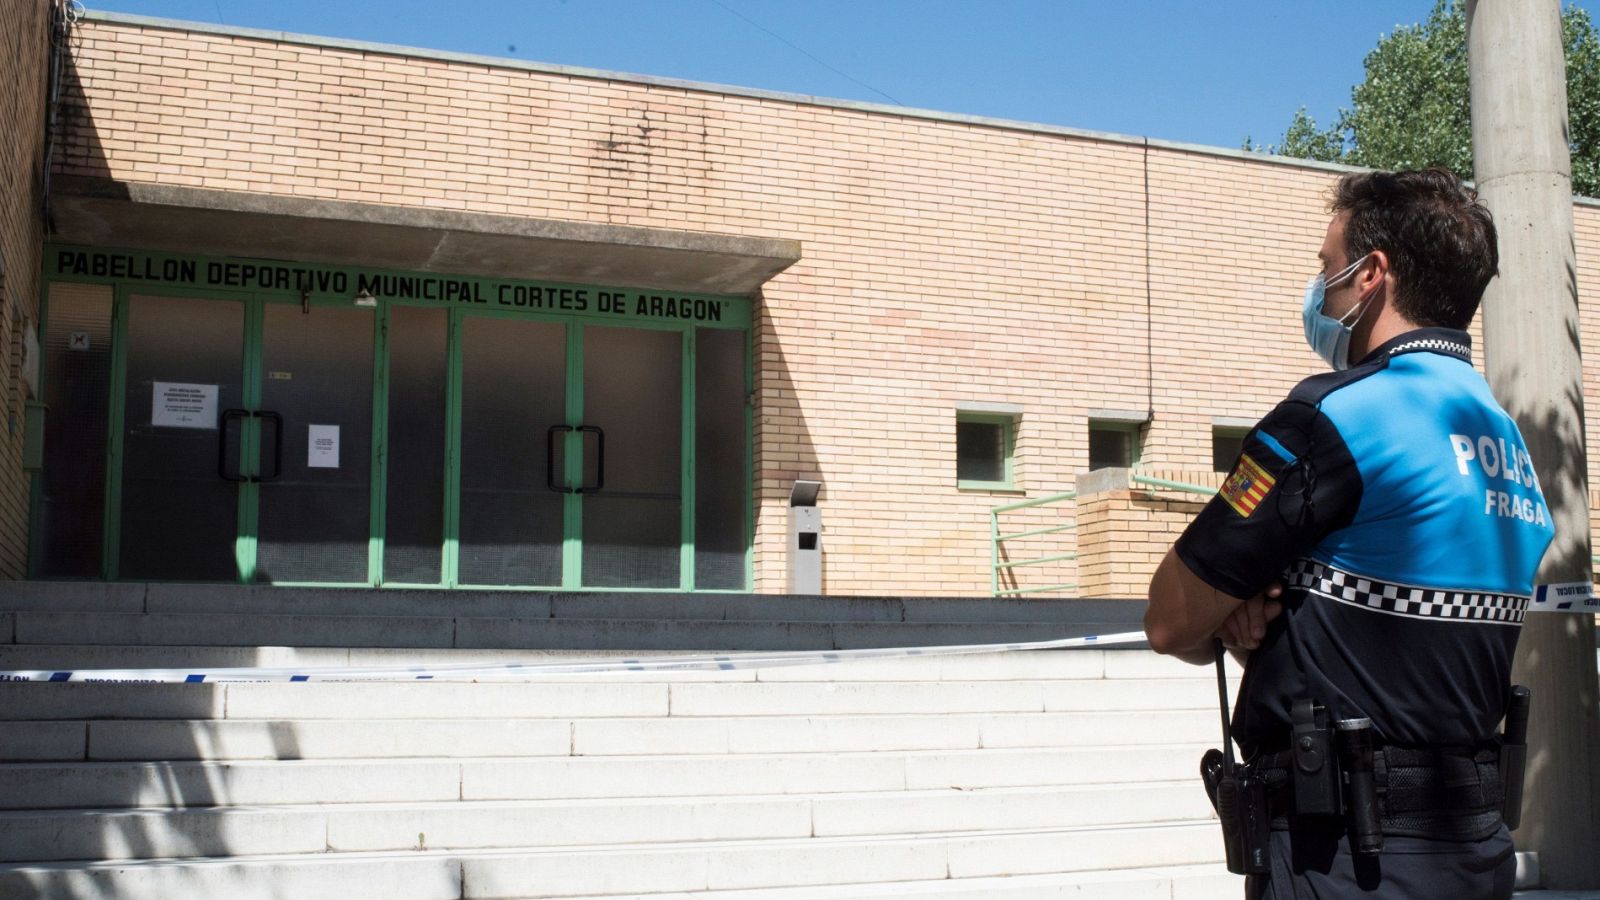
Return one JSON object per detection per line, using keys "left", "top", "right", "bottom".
{"left": 1450, "top": 431, "right": 1548, "bottom": 526}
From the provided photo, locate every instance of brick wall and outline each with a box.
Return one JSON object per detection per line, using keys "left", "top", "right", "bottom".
{"left": 46, "top": 16, "right": 1600, "bottom": 596}
{"left": 1078, "top": 488, "right": 1209, "bottom": 599}
{"left": 0, "top": 0, "right": 52, "bottom": 579}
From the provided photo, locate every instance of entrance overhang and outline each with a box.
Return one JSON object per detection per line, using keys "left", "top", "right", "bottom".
{"left": 49, "top": 176, "right": 802, "bottom": 296}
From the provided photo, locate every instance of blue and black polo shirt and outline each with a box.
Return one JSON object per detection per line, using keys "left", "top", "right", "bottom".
{"left": 1176, "top": 327, "right": 1555, "bottom": 757}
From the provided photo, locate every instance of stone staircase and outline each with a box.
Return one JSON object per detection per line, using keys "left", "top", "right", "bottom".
{"left": 0, "top": 583, "right": 1575, "bottom": 898}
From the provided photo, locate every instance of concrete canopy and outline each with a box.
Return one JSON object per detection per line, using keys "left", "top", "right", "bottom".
{"left": 48, "top": 176, "right": 802, "bottom": 296}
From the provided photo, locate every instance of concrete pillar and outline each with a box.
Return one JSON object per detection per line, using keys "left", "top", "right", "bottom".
{"left": 1468, "top": 0, "right": 1600, "bottom": 887}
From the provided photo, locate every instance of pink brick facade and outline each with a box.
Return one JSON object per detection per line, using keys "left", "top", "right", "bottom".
{"left": 29, "top": 13, "right": 1600, "bottom": 595}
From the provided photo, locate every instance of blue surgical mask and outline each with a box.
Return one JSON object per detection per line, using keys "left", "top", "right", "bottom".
{"left": 1301, "top": 253, "right": 1375, "bottom": 371}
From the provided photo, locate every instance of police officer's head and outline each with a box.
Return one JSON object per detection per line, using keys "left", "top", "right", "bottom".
{"left": 1326, "top": 168, "right": 1499, "bottom": 331}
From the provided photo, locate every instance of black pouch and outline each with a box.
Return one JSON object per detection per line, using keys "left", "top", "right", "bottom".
{"left": 1289, "top": 698, "right": 1342, "bottom": 819}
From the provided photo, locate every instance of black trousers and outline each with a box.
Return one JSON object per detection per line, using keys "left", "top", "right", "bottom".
{"left": 1246, "top": 823, "right": 1516, "bottom": 899}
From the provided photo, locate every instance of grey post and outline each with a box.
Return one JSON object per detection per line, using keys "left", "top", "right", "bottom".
{"left": 788, "top": 480, "right": 822, "bottom": 595}
{"left": 1469, "top": 0, "right": 1600, "bottom": 887}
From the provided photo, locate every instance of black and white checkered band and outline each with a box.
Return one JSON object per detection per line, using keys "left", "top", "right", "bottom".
{"left": 1286, "top": 559, "right": 1527, "bottom": 624}
{"left": 1388, "top": 338, "right": 1471, "bottom": 362}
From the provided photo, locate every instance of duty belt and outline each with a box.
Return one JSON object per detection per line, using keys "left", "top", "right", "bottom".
{"left": 1251, "top": 744, "right": 1506, "bottom": 840}
{"left": 1202, "top": 644, "right": 1530, "bottom": 873}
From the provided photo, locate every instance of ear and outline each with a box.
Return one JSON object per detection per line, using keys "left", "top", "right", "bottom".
{"left": 1360, "top": 250, "right": 1390, "bottom": 296}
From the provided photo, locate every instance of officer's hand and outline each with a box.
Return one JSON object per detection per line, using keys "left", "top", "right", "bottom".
{"left": 1214, "top": 583, "right": 1284, "bottom": 652}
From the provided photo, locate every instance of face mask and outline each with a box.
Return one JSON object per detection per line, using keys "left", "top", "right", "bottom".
{"left": 1301, "top": 253, "right": 1375, "bottom": 371}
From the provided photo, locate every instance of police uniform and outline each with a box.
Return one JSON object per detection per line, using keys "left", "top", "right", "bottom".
{"left": 1174, "top": 327, "right": 1554, "bottom": 899}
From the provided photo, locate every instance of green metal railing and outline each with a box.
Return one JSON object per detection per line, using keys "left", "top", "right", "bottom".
{"left": 987, "top": 476, "right": 1224, "bottom": 597}
{"left": 989, "top": 491, "right": 1077, "bottom": 596}
{"left": 1129, "top": 472, "right": 1219, "bottom": 498}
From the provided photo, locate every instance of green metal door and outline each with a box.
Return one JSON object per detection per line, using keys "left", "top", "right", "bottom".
{"left": 112, "top": 291, "right": 376, "bottom": 584}
{"left": 252, "top": 299, "right": 376, "bottom": 583}
{"left": 115, "top": 292, "right": 248, "bottom": 581}
{"left": 441, "top": 316, "right": 692, "bottom": 589}
{"left": 454, "top": 315, "right": 569, "bottom": 587}
{"left": 37, "top": 253, "right": 751, "bottom": 591}
{"left": 578, "top": 326, "right": 684, "bottom": 589}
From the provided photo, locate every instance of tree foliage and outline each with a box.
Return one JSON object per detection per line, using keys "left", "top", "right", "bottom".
{"left": 1246, "top": 0, "right": 1600, "bottom": 198}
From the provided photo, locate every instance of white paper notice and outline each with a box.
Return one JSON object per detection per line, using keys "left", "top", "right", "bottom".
{"left": 152, "top": 382, "right": 218, "bottom": 429}
{"left": 308, "top": 424, "right": 340, "bottom": 469}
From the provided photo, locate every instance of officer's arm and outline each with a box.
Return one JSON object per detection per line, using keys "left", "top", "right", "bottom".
{"left": 1145, "top": 548, "right": 1249, "bottom": 665}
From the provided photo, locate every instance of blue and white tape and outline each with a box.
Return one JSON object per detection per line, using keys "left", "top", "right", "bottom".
{"left": 0, "top": 630, "right": 1150, "bottom": 684}
{"left": 1530, "top": 581, "right": 1600, "bottom": 613}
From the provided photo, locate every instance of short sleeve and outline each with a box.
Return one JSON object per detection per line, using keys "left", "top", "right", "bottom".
{"left": 1175, "top": 399, "right": 1363, "bottom": 599}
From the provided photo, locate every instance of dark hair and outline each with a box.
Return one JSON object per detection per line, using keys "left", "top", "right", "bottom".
{"left": 1329, "top": 168, "right": 1498, "bottom": 329}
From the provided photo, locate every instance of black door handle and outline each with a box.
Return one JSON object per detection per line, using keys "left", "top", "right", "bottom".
{"left": 255, "top": 411, "right": 284, "bottom": 482}
{"left": 547, "top": 425, "right": 574, "bottom": 493}
{"left": 219, "top": 408, "right": 250, "bottom": 482}
{"left": 576, "top": 425, "right": 605, "bottom": 493}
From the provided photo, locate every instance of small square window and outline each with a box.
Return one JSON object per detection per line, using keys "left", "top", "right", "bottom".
{"left": 1088, "top": 423, "right": 1139, "bottom": 471}
{"left": 957, "top": 413, "right": 1015, "bottom": 489}
{"left": 1213, "top": 428, "right": 1250, "bottom": 472}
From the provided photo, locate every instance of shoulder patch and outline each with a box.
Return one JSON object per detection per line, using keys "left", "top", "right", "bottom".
{"left": 1220, "top": 453, "right": 1276, "bottom": 517}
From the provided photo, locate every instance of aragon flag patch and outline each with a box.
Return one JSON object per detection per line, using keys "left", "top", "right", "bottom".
{"left": 1220, "top": 453, "right": 1275, "bottom": 518}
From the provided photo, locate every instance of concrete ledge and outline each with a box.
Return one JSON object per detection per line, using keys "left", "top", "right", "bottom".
{"left": 14, "top": 612, "right": 455, "bottom": 649}
{"left": 51, "top": 176, "right": 801, "bottom": 296}
{"left": 1075, "top": 468, "right": 1131, "bottom": 495}
{"left": 0, "top": 583, "right": 148, "bottom": 615}
{"left": 0, "top": 582, "right": 1148, "bottom": 626}
{"left": 452, "top": 617, "right": 836, "bottom": 652}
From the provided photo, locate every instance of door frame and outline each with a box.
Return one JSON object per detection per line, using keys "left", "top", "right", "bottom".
{"left": 34, "top": 245, "right": 754, "bottom": 591}
{"left": 102, "top": 286, "right": 380, "bottom": 584}
{"left": 424, "top": 306, "right": 697, "bottom": 591}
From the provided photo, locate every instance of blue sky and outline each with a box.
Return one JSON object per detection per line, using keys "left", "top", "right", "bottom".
{"left": 81, "top": 0, "right": 1600, "bottom": 151}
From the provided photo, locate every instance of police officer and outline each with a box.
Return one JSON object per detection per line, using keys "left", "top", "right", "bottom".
{"left": 1144, "top": 168, "right": 1554, "bottom": 899}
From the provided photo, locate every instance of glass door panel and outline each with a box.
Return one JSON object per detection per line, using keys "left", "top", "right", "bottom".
{"left": 37, "top": 283, "right": 114, "bottom": 578}
{"left": 581, "top": 326, "right": 682, "bottom": 588}
{"left": 119, "top": 293, "right": 245, "bottom": 581}
{"left": 458, "top": 316, "right": 566, "bottom": 586}
{"left": 694, "top": 328, "right": 748, "bottom": 589}
{"left": 383, "top": 306, "right": 449, "bottom": 584}
{"left": 253, "top": 303, "right": 375, "bottom": 583}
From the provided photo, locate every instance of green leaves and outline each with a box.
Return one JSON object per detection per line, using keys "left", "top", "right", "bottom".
{"left": 1258, "top": 0, "right": 1600, "bottom": 198}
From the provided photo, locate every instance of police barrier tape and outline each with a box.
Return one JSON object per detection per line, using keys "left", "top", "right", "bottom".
{"left": 0, "top": 631, "right": 1151, "bottom": 684}
{"left": 1530, "top": 581, "right": 1600, "bottom": 613}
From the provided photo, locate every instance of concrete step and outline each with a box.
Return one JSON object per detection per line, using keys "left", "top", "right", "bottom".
{"left": 0, "top": 644, "right": 1204, "bottom": 681}
{"left": 4, "top": 709, "right": 1222, "bottom": 762}
{"left": 7, "top": 610, "right": 1125, "bottom": 651}
{"left": 569, "top": 707, "right": 1216, "bottom": 755}
{"left": 0, "top": 677, "right": 1216, "bottom": 721}
{"left": 0, "top": 780, "right": 1212, "bottom": 863}
{"left": 0, "top": 822, "right": 1226, "bottom": 898}
{"left": 0, "top": 744, "right": 1212, "bottom": 809}
{"left": 0, "top": 581, "right": 1147, "bottom": 627}
{"left": 576, "top": 865, "right": 1240, "bottom": 899}
{"left": 567, "top": 875, "right": 1600, "bottom": 900}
